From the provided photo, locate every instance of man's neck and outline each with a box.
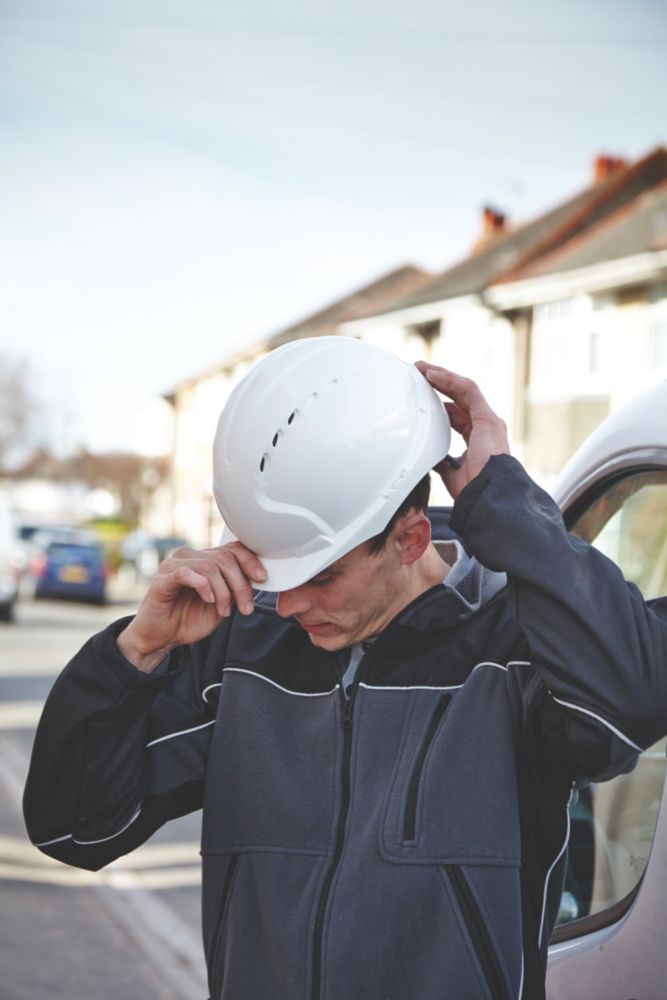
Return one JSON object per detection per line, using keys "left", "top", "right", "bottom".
{"left": 385, "top": 543, "right": 450, "bottom": 623}
{"left": 414, "top": 542, "right": 451, "bottom": 590}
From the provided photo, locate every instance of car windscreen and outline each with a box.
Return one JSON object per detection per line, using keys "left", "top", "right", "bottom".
{"left": 47, "top": 543, "right": 104, "bottom": 566}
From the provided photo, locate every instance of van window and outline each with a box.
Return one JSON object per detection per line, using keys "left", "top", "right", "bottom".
{"left": 555, "top": 469, "right": 667, "bottom": 928}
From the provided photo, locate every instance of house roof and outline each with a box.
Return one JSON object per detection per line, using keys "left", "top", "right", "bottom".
{"left": 491, "top": 182, "right": 667, "bottom": 282}
{"left": 369, "top": 146, "right": 667, "bottom": 314}
{"left": 266, "top": 264, "right": 434, "bottom": 349}
{"left": 164, "top": 264, "right": 433, "bottom": 397}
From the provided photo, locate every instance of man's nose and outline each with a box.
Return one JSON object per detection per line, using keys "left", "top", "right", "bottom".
{"left": 276, "top": 587, "right": 311, "bottom": 618}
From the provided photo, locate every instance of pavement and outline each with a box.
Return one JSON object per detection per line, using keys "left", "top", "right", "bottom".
{"left": 0, "top": 581, "right": 209, "bottom": 1000}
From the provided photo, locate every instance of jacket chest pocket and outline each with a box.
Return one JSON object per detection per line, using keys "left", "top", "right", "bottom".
{"left": 381, "top": 686, "right": 521, "bottom": 865}
{"left": 402, "top": 693, "right": 452, "bottom": 843}
{"left": 201, "top": 671, "right": 340, "bottom": 855}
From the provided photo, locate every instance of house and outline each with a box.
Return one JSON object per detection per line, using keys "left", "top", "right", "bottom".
{"left": 165, "top": 148, "right": 667, "bottom": 544}
{"left": 341, "top": 147, "right": 667, "bottom": 486}
{"left": 487, "top": 165, "right": 667, "bottom": 482}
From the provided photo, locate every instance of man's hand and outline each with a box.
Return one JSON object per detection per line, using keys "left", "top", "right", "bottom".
{"left": 415, "top": 362, "right": 510, "bottom": 500}
{"left": 117, "top": 542, "right": 266, "bottom": 673}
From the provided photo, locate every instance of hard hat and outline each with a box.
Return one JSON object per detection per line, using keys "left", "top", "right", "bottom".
{"left": 212, "top": 336, "right": 450, "bottom": 592}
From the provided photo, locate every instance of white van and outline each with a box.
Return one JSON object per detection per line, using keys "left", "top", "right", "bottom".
{"left": 546, "top": 380, "right": 667, "bottom": 997}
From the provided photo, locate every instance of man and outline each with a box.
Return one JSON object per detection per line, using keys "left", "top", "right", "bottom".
{"left": 24, "top": 338, "right": 667, "bottom": 1000}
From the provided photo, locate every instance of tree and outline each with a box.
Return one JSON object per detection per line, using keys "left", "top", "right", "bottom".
{"left": 0, "top": 354, "right": 42, "bottom": 472}
{"left": 66, "top": 450, "right": 169, "bottom": 528}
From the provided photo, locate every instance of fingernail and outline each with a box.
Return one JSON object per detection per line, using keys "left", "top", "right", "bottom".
{"left": 252, "top": 569, "right": 267, "bottom": 581}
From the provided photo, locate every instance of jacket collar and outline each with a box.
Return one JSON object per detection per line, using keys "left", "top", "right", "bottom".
{"left": 394, "top": 542, "right": 506, "bottom": 633}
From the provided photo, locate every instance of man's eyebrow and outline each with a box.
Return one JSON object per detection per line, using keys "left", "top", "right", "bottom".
{"left": 312, "top": 563, "right": 345, "bottom": 581}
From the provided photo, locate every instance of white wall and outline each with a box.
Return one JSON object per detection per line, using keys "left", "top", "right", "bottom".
{"left": 346, "top": 296, "right": 517, "bottom": 504}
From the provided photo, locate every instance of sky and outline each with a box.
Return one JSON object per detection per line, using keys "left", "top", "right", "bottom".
{"left": 1, "top": 0, "right": 665, "bottom": 455}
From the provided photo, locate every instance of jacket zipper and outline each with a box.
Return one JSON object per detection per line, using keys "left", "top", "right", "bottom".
{"left": 309, "top": 585, "right": 457, "bottom": 1000}
{"left": 446, "top": 865, "right": 509, "bottom": 1000}
{"left": 310, "top": 634, "right": 394, "bottom": 1000}
{"left": 311, "top": 679, "right": 354, "bottom": 999}
{"left": 402, "top": 693, "right": 452, "bottom": 842}
{"left": 208, "top": 853, "right": 240, "bottom": 999}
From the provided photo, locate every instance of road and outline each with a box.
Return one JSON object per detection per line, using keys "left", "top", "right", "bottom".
{"left": 0, "top": 590, "right": 209, "bottom": 1000}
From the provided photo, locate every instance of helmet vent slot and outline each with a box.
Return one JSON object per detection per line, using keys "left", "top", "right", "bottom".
{"left": 272, "top": 432, "right": 279, "bottom": 447}
{"left": 287, "top": 411, "right": 297, "bottom": 425}
{"left": 259, "top": 456, "right": 266, "bottom": 472}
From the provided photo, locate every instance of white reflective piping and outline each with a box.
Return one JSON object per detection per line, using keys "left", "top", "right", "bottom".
{"left": 35, "top": 832, "right": 73, "bottom": 847}
{"left": 202, "top": 682, "right": 221, "bottom": 704}
{"left": 538, "top": 790, "right": 572, "bottom": 949}
{"left": 517, "top": 948, "right": 524, "bottom": 1000}
{"left": 222, "top": 666, "right": 338, "bottom": 698}
{"left": 360, "top": 682, "right": 464, "bottom": 692}
{"left": 552, "top": 697, "right": 643, "bottom": 753}
{"left": 145, "top": 719, "right": 216, "bottom": 748}
{"left": 506, "top": 660, "right": 643, "bottom": 753}
{"left": 36, "top": 805, "right": 142, "bottom": 849}
{"left": 472, "top": 661, "right": 508, "bottom": 673}
{"left": 73, "top": 805, "right": 142, "bottom": 845}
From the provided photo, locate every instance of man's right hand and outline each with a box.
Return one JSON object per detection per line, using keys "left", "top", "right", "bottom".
{"left": 117, "top": 542, "right": 267, "bottom": 673}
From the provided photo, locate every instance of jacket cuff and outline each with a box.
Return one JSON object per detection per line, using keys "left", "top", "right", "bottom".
{"left": 449, "top": 454, "right": 524, "bottom": 537}
{"left": 89, "top": 617, "right": 178, "bottom": 694}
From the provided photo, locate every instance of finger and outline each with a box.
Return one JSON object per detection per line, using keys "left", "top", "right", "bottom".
{"left": 444, "top": 402, "right": 472, "bottom": 439}
{"left": 166, "top": 565, "right": 217, "bottom": 605}
{"left": 205, "top": 563, "right": 235, "bottom": 618}
{"left": 417, "top": 364, "right": 496, "bottom": 422}
{"left": 170, "top": 544, "right": 265, "bottom": 582}
{"left": 166, "top": 543, "right": 266, "bottom": 613}
{"left": 434, "top": 449, "right": 467, "bottom": 477}
{"left": 170, "top": 558, "right": 236, "bottom": 619}
{"left": 215, "top": 551, "right": 258, "bottom": 616}
{"left": 223, "top": 541, "right": 267, "bottom": 584}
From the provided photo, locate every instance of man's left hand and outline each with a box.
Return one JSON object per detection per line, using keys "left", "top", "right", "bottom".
{"left": 415, "top": 361, "right": 511, "bottom": 500}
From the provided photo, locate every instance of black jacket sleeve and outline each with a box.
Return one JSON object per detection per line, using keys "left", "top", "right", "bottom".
{"left": 23, "top": 615, "right": 231, "bottom": 870}
{"left": 450, "top": 454, "right": 667, "bottom": 779}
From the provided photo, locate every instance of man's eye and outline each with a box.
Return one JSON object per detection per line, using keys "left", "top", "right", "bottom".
{"left": 312, "top": 575, "right": 334, "bottom": 587}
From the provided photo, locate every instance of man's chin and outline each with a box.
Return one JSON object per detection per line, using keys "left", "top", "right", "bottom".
{"left": 305, "top": 630, "right": 348, "bottom": 651}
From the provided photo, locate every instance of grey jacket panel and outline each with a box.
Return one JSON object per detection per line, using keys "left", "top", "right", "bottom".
{"left": 200, "top": 665, "right": 523, "bottom": 1000}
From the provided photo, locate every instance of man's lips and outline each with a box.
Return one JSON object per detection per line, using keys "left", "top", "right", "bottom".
{"left": 299, "top": 620, "right": 336, "bottom": 635}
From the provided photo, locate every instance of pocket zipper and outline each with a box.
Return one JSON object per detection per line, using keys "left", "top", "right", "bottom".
{"left": 446, "top": 865, "right": 509, "bottom": 1000}
{"left": 208, "top": 853, "right": 240, "bottom": 998}
{"left": 402, "top": 693, "right": 452, "bottom": 842}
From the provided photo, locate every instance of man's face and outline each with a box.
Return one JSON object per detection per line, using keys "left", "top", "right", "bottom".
{"left": 275, "top": 539, "right": 404, "bottom": 650}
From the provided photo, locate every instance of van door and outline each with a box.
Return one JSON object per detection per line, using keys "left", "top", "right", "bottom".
{"left": 546, "top": 386, "right": 667, "bottom": 998}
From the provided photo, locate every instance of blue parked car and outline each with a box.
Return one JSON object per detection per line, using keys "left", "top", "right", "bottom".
{"left": 32, "top": 540, "right": 108, "bottom": 605}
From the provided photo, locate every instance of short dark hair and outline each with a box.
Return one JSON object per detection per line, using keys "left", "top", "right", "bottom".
{"left": 365, "top": 473, "right": 431, "bottom": 554}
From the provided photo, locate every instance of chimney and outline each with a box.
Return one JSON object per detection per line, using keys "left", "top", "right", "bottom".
{"left": 472, "top": 205, "right": 509, "bottom": 253}
{"left": 593, "top": 154, "right": 628, "bottom": 184}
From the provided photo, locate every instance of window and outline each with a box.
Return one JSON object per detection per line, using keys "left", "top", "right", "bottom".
{"left": 650, "top": 317, "right": 667, "bottom": 370}
{"left": 588, "top": 329, "right": 603, "bottom": 375}
{"left": 554, "top": 470, "right": 667, "bottom": 931}
{"left": 405, "top": 319, "right": 442, "bottom": 347}
{"left": 534, "top": 299, "right": 573, "bottom": 322}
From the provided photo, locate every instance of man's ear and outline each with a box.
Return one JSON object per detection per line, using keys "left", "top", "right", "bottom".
{"left": 393, "top": 512, "right": 432, "bottom": 566}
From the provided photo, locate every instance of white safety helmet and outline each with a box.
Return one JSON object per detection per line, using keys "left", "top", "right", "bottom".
{"left": 212, "top": 336, "right": 450, "bottom": 591}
